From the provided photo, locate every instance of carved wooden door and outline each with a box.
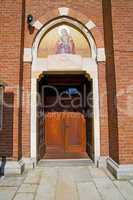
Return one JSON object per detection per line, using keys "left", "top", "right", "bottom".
{"left": 45, "top": 112, "right": 86, "bottom": 157}
{"left": 64, "top": 112, "right": 86, "bottom": 154}
{"left": 45, "top": 112, "right": 64, "bottom": 154}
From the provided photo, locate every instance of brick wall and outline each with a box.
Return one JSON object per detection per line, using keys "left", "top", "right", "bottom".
{"left": 22, "top": 0, "right": 109, "bottom": 158}
{"left": 0, "top": 0, "right": 25, "bottom": 160}
{"left": 98, "top": 62, "right": 109, "bottom": 156}
{"left": 0, "top": 0, "right": 110, "bottom": 160}
{"left": 111, "top": 0, "right": 133, "bottom": 164}
{"left": 103, "top": 0, "right": 133, "bottom": 164}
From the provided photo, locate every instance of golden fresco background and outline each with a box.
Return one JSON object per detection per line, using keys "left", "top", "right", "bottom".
{"left": 38, "top": 24, "right": 91, "bottom": 58}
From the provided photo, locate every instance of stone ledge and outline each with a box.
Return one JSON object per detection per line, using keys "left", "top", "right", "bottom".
{"left": 0, "top": 159, "right": 25, "bottom": 176}
{"left": 107, "top": 157, "right": 133, "bottom": 179}
{"left": 22, "top": 157, "right": 36, "bottom": 170}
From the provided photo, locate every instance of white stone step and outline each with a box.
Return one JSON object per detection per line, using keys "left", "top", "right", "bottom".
{"left": 38, "top": 159, "right": 94, "bottom": 167}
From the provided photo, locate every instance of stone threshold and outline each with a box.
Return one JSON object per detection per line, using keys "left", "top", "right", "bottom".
{"left": 38, "top": 158, "right": 94, "bottom": 167}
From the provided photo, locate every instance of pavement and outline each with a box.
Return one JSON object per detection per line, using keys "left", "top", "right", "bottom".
{"left": 0, "top": 165, "right": 133, "bottom": 200}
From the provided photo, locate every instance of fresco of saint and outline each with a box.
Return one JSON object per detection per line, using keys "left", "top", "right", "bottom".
{"left": 56, "top": 28, "right": 75, "bottom": 54}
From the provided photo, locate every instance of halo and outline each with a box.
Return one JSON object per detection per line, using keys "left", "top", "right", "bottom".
{"left": 58, "top": 25, "right": 70, "bottom": 36}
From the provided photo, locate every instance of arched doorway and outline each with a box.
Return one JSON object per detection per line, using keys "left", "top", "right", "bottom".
{"left": 30, "top": 17, "right": 100, "bottom": 164}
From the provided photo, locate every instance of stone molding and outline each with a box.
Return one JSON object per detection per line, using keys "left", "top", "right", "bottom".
{"left": 85, "top": 20, "right": 96, "bottom": 30}
{"left": 23, "top": 48, "right": 106, "bottom": 64}
{"left": 0, "top": 159, "right": 24, "bottom": 176}
{"left": 22, "top": 157, "right": 36, "bottom": 169}
{"left": 97, "top": 156, "right": 108, "bottom": 168}
{"left": 107, "top": 157, "right": 133, "bottom": 179}
{"left": 23, "top": 48, "right": 32, "bottom": 62}
{"left": 97, "top": 48, "right": 106, "bottom": 62}
{"left": 32, "top": 20, "right": 43, "bottom": 30}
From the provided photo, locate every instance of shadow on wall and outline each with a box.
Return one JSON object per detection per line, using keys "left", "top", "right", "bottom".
{"left": 0, "top": 92, "right": 14, "bottom": 175}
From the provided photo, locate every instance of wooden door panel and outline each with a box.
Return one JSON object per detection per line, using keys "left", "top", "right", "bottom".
{"left": 45, "top": 112, "right": 64, "bottom": 154}
{"left": 65, "top": 112, "right": 86, "bottom": 153}
{"left": 45, "top": 112, "right": 86, "bottom": 157}
{"left": 65, "top": 117, "right": 81, "bottom": 145}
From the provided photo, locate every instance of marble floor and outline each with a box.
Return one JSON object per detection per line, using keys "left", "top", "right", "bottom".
{"left": 0, "top": 165, "right": 133, "bottom": 200}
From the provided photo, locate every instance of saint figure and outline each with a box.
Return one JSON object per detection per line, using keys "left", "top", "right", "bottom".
{"left": 56, "top": 28, "right": 75, "bottom": 54}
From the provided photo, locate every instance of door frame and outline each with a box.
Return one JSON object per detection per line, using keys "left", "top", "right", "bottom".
{"left": 30, "top": 66, "right": 100, "bottom": 164}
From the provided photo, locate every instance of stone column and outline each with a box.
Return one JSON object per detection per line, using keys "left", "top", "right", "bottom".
{"left": 30, "top": 77, "right": 38, "bottom": 166}
{"left": 92, "top": 72, "right": 101, "bottom": 164}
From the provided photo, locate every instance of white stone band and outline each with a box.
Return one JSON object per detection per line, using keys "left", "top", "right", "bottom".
{"left": 97, "top": 48, "right": 106, "bottom": 62}
{"left": 32, "top": 20, "right": 43, "bottom": 30}
{"left": 85, "top": 20, "right": 96, "bottom": 30}
{"left": 23, "top": 48, "right": 32, "bottom": 62}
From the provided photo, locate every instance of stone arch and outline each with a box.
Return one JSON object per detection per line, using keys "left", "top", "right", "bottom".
{"left": 32, "top": 16, "right": 97, "bottom": 66}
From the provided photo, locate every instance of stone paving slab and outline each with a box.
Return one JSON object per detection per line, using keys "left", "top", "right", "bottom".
{"left": 35, "top": 167, "right": 58, "bottom": 200}
{"left": 129, "top": 179, "right": 133, "bottom": 186}
{"left": 24, "top": 171, "right": 41, "bottom": 184}
{"left": 0, "top": 165, "right": 133, "bottom": 200}
{"left": 89, "top": 167, "right": 108, "bottom": 179}
{"left": 56, "top": 168, "right": 78, "bottom": 200}
{"left": 13, "top": 193, "right": 34, "bottom": 200}
{"left": 114, "top": 180, "right": 133, "bottom": 200}
{"left": 0, "top": 187, "right": 17, "bottom": 200}
{"left": 59, "top": 166, "right": 92, "bottom": 183}
{"left": 18, "top": 183, "right": 38, "bottom": 193}
{"left": 77, "top": 182, "right": 102, "bottom": 200}
{"left": 93, "top": 177, "right": 125, "bottom": 200}
{"left": 0, "top": 176, "right": 24, "bottom": 187}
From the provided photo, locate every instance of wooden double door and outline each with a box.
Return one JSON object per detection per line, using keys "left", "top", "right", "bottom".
{"left": 44, "top": 112, "right": 86, "bottom": 158}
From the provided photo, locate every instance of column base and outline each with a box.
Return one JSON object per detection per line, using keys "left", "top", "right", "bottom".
{"left": 107, "top": 157, "right": 133, "bottom": 179}
{"left": 22, "top": 157, "right": 37, "bottom": 170}
{"left": 97, "top": 156, "right": 108, "bottom": 168}
{"left": 0, "top": 159, "right": 25, "bottom": 176}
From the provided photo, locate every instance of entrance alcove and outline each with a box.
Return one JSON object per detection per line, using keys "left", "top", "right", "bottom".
{"left": 30, "top": 17, "right": 100, "bottom": 164}
{"left": 37, "top": 73, "right": 94, "bottom": 159}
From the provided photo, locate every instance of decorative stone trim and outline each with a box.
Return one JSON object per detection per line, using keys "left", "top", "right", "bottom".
{"left": 32, "top": 20, "right": 43, "bottom": 30}
{"left": 22, "top": 158, "right": 36, "bottom": 169}
{"left": 32, "top": 56, "right": 95, "bottom": 72}
{"left": 23, "top": 48, "right": 32, "bottom": 62}
{"left": 97, "top": 48, "right": 106, "bottom": 62}
{"left": 58, "top": 7, "right": 69, "bottom": 16}
{"left": 97, "top": 156, "right": 108, "bottom": 168}
{"left": 0, "top": 159, "right": 25, "bottom": 176}
{"left": 107, "top": 157, "right": 133, "bottom": 179}
{"left": 85, "top": 20, "right": 96, "bottom": 30}
{"left": 32, "top": 17, "right": 97, "bottom": 60}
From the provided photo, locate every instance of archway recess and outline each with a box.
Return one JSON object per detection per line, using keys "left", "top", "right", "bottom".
{"left": 30, "top": 16, "right": 101, "bottom": 165}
